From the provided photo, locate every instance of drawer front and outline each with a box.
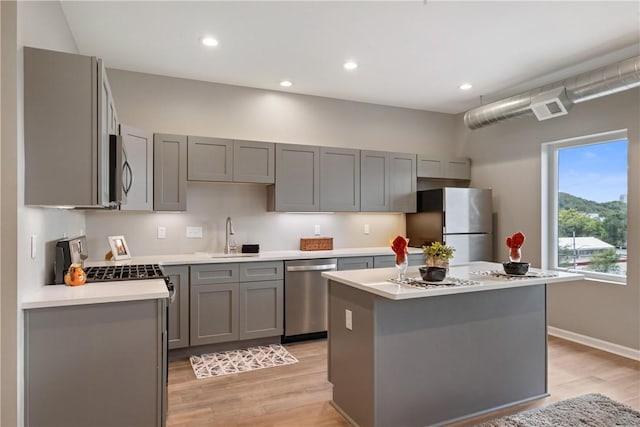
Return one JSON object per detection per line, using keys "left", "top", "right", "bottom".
{"left": 190, "top": 263, "right": 239, "bottom": 285}
{"left": 337, "top": 256, "right": 374, "bottom": 271}
{"left": 239, "top": 261, "right": 283, "bottom": 282}
{"left": 374, "top": 253, "right": 425, "bottom": 268}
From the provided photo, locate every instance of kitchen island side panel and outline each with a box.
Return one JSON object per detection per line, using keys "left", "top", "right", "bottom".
{"left": 328, "top": 281, "right": 377, "bottom": 427}
{"left": 374, "top": 285, "right": 547, "bottom": 427}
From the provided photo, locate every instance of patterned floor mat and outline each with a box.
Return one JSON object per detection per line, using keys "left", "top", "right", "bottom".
{"left": 189, "top": 344, "right": 298, "bottom": 379}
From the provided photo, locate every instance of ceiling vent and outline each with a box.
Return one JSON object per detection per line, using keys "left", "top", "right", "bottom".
{"left": 464, "top": 55, "right": 640, "bottom": 130}
{"left": 529, "top": 87, "right": 572, "bottom": 121}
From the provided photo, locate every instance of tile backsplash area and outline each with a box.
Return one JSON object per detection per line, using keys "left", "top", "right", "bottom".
{"left": 85, "top": 182, "right": 405, "bottom": 259}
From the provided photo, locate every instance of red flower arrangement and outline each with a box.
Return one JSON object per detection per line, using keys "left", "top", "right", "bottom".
{"left": 505, "top": 231, "right": 526, "bottom": 262}
{"left": 391, "top": 235, "right": 409, "bottom": 265}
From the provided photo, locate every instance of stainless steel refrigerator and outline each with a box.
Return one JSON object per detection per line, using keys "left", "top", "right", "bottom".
{"left": 406, "top": 188, "right": 492, "bottom": 264}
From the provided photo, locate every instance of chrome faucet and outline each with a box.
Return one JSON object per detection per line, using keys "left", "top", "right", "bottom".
{"left": 225, "top": 216, "right": 237, "bottom": 254}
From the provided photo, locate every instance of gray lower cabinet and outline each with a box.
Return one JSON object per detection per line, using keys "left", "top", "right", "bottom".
{"left": 338, "top": 256, "right": 374, "bottom": 271}
{"left": 187, "top": 136, "right": 233, "bottom": 182}
{"left": 239, "top": 280, "right": 283, "bottom": 340}
{"left": 233, "top": 140, "right": 275, "bottom": 183}
{"left": 390, "top": 152, "right": 417, "bottom": 213}
{"left": 190, "top": 262, "right": 283, "bottom": 346}
{"left": 190, "top": 264, "right": 240, "bottom": 345}
{"left": 360, "top": 150, "right": 390, "bottom": 212}
{"left": 320, "top": 147, "right": 360, "bottom": 211}
{"left": 165, "top": 265, "right": 189, "bottom": 349}
{"left": 154, "top": 133, "right": 187, "bottom": 211}
{"left": 25, "top": 299, "right": 166, "bottom": 427}
{"left": 373, "top": 253, "right": 425, "bottom": 268}
{"left": 268, "top": 144, "right": 320, "bottom": 212}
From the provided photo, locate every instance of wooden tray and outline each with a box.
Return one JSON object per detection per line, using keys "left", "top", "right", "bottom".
{"left": 300, "top": 237, "right": 333, "bottom": 251}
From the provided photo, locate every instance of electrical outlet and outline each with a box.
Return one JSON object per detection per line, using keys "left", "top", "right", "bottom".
{"left": 314, "top": 224, "right": 321, "bottom": 235}
{"left": 364, "top": 224, "right": 370, "bottom": 234}
{"left": 345, "top": 309, "right": 353, "bottom": 330}
{"left": 186, "top": 226, "right": 203, "bottom": 238}
{"left": 157, "top": 226, "right": 166, "bottom": 239}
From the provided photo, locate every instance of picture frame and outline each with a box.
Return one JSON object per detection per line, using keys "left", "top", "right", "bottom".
{"left": 107, "top": 235, "right": 131, "bottom": 260}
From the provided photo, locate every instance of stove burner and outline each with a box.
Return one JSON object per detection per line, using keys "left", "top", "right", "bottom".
{"left": 84, "top": 264, "right": 166, "bottom": 283}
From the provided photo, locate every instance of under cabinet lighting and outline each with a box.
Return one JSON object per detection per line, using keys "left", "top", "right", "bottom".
{"left": 280, "top": 80, "right": 293, "bottom": 87}
{"left": 201, "top": 36, "right": 219, "bottom": 47}
{"left": 459, "top": 83, "right": 473, "bottom": 90}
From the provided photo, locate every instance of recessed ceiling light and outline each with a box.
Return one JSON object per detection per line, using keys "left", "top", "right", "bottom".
{"left": 280, "top": 80, "right": 292, "bottom": 87}
{"left": 459, "top": 83, "right": 473, "bottom": 90}
{"left": 344, "top": 61, "right": 358, "bottom": 70}
{"left": 201, "top": 36, "right": 219, "bottom": 47}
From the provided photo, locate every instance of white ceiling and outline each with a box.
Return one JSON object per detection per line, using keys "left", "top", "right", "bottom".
{"left": 60, "top": 1, "right": 640, "bottom": 114}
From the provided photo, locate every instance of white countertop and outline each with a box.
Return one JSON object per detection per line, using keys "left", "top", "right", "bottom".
{"left": 24, "top": 246, "right": 422, "bottom": 309}
{"left": 84, "top": 246, "right": 424, "bottom": 267}
{"left": 22, "top": 279, "right": 169, "bottom": 309}
{"left": 322, "top": 261, "right": 583, "bottom": 300}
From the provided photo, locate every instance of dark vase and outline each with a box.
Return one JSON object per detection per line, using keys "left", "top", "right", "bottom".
{"left": 419, "top": 266, "right": 447, "bottom": 282}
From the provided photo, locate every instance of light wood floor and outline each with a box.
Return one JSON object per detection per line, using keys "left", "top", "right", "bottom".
{"left": 167, "top": 336, "right": 639, "bottom": 426}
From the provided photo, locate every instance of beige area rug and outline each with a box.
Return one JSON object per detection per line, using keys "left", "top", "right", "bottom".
{"left": 189, "top": 344, "right": 298, "bottom": 379}
{"left": 477, "top": 393, "right": 640, "bottom": 426}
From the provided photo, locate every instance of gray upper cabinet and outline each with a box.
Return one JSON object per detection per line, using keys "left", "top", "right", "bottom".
{"left": 269, "top": 144, "right": 320, "bottom": 212}
{"left": 154, "top": 134, "right": 187, "bottom": 211}
{"left": 187, "top": 136, "right": 233, "bottom": 182}
{"left": 119, "top": 125, "right": 153, "bottom": 211}
{"left": 24, "top": 47, "right": 117, "bottom": 207}
{"left": 165, "top": 265, "right": 189, "bottom": 350}
{"left": 360, "top": 150, "right": 390, "bottom": 212}
{"left": 320, "top": 147, "right": 360, "bottom": 212}
{"left": 417, "top": 155, "right": 471, "bottom": 180}
{"left": 390, "top": 152, "right": 417, "bottom": 213}
{"left": 233, "top": 140, "right": 275, "bottom": 183}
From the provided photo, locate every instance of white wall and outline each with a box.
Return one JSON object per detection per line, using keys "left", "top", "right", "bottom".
{"left": 458, "top": 88, "right": 640, "bottom": 351}
{"left": 85, "top": 69, "right": 458, "bottom": 257}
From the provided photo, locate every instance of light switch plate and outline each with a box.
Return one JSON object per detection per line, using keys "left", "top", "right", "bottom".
{"left": 314, "top": 224, "right": 321, "bottom": 235}
{"left": 364, "top": 224, "right": 370, "bottom": 234}
{"left": 345, "top": 309, "right": 353, "bottom": 330}
{"left": 30, "top": 235, "right": 37, "bottom": 259}
{"left": 157, "top": 226, "right": 166, "bottom": 239}
{"left": 186, "top": 226, "right": 203, "bottom": 238}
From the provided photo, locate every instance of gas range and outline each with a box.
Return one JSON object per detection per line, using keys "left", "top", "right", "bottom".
{"left": 84, "top": 263, "right": 175, "bottom": 302}
{"left": 84, "top": 264, "right": 166, "bottom": 282}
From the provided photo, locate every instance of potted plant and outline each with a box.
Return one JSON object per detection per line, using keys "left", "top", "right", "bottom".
{"left": 422, "top": 241, "right": 455, "bottom": 268}
{"left": 420, "top": 241, "right": 455, "bottom": 282}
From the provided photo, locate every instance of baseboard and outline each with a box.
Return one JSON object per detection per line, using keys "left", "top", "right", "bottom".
{"left": 548, "top": 326, "right": 640, "bottom": 361}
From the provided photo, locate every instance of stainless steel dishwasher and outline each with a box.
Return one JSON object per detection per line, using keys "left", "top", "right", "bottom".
{"left": 283, "top": 258, "right": 337, "bottom": 342}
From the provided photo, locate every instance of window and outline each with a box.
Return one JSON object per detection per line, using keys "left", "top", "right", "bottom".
{"left": 542, "top": 129, "right": 628, "bottom": 283}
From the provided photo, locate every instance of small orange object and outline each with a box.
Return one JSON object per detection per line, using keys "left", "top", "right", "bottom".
{"left": 64, "top": 264, "right": 87, "bottom": 286}
{"left": 391, "top": 235, "right": 409, "bottom": 265}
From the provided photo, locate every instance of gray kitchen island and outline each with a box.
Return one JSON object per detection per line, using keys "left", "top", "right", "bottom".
{"left": 323, "top": 262, "right": 581, "bottom": 427}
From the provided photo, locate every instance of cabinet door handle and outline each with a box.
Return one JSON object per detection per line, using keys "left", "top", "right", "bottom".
{"left": 123, "top": 161, "right": 134, "bottom": 194}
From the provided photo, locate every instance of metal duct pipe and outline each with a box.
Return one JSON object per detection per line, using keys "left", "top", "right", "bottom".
{"left": 464, "top": 55, "right": 640, "bottom": 130}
